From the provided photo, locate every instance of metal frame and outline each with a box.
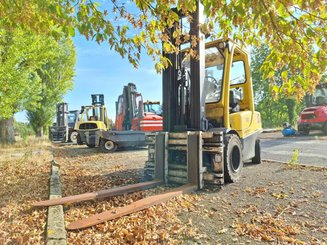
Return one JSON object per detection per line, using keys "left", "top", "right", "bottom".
{"left": 162, "top": 2, "right": 205, "bottom": 132}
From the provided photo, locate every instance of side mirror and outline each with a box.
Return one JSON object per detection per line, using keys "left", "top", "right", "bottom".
{"left": 138, "top": 100, "right": 144, "bottom": 119}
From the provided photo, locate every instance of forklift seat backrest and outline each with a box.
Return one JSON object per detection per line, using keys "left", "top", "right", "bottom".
{"left": 229, "top": 90, "right": 240, "bottom": 113}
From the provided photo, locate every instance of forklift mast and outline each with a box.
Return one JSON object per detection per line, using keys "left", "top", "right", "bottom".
{"left": 91, "top": 94, "right": 105, "bottom": 106}
{"left": 120, "top": 83, "right": 140, "bottom": 130}
{"left": 124, "top": 83, "right": 137, "bottom": 130}
{"left": 56, "top": 103, "right": 68, "bottom": 127}
{"left": 90, "top": 94, "right": 107, "bottom": 125}
{"left": 163, "top": 3, "right": 206, "bottom": 132}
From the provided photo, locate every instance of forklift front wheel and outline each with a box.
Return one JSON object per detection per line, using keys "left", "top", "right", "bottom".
{"left": 224, "top": 134, "right": 243, "bottom": 183}
{"left": 100, "top": 139, "right": 117, "bottom": 152}
{"left": 70, "top": 131, "right": 78, "bottom": 144}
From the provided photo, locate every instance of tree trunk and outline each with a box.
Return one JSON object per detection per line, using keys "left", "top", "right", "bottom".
{"left": 36, "top": 127, "right": 43, "bottom": 137}
{"left": 286, "top": 99, "right": 296, "bottom": 125}
{"left": 0, "top": 117, "right": 15, "bottom": 144}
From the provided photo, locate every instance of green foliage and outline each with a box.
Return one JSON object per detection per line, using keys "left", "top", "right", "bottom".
{"left": 26, "top": 36, "right": 76, "bottom": 136}
{"left": 1, "top": 0, "right": 326, "bottom": 100}
{"left": 0, "top": 29, "right": 43, "bottom": 119}
{"left": 287, "top": 149, "right": 300, "bottom": 168}
{"left": 251, "top": 45, "right": 305, "bottom": 128}
{"left": 14, "top": 121, "right": 34, "bottom": 142}
{"left": 0, "top": 27, "right": 75, "bottom": 123}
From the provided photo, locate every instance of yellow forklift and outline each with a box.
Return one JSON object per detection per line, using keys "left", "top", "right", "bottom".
{"left": 34, "top": 3, "right": 262, "bottom": 229}
{"left": 144, "top": 6, "right": 262, "bottom": 188}
{"left": 76, "top": 94, "right": 110, "bottom": 147}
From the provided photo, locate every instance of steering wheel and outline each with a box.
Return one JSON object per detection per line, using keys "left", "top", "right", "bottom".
{"left": 205, "top": 75, "right": 221, "bottom": 102}
{"left": 205, "top": 75, "right": 219, "bottom": 89}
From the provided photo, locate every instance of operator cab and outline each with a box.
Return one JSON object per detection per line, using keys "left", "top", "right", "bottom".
{"left": 202, "top": 40, "right": 258, "bottom": 136}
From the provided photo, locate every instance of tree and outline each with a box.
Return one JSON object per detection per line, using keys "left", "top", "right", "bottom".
{"left": 251, "top": 45, "right": 304, "bottom": 127}
{"left": 0, "top": 29, "right": 44, "bottom": 143}
{"left": 0, "top": 27, "right": 76, "bottom": 143}
{"left": 26, "top": 37, "right": 76, "bottom": 137}
{"left": 1, "top": 0, "right": 326, "bottom": 100}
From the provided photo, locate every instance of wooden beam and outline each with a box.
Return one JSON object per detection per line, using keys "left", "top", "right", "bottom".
{"left": 67, "top": 184, "right": 197, "bottom": 230}
{"left": 33, "top": 180, "right": 162, "bottom": 207}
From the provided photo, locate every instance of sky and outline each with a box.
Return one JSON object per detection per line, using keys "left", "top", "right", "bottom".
{"left": 15, "top": 34, "right": 162, "bottom": 122}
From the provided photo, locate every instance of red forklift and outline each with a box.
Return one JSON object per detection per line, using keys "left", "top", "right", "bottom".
{"left": 93, "top": 83, "right": 163, "bottom": 152}
{"left": 297, "top": 83, "right": 327, "bottom": 135}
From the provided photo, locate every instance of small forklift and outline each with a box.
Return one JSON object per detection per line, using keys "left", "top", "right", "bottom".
{"left": 76, "top": 94, "right": 110, "bottom": 147}
{"left": 49, "top": 103, "right": 80, "bottom": 143}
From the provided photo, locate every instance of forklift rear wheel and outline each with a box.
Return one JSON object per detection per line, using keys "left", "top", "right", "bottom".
{"left": 299, "top": 129, "right": 309, "bottom": 136}
{"left": 224, "top": 134, "right": 243, "bottom": 183}
{"left": 100, "top": 139, "right": 117, "bottom": 152}
{"left": 252, "top": 139, "right": 261, "bottom": 164}
{"left": 70, "top": 131, "right": 78, "bottom": 144}
{"left": 323, "top": 123, "right": 327, "bottom": 135}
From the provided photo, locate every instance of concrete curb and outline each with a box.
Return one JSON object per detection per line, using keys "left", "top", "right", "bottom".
{"left": 263, "top": 158, "right": 327, "bottom": 169}
{"left": 262, "top": 128, "right": 280, "bottom": 133}
{"left": 262, "top": 158, "right": 289, "bottom": 165}
{"left": 45, "top": 160, "right": 67, "bottom": 245}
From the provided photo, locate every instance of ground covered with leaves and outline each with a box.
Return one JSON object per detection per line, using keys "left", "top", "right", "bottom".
{"left": 1, "top": 140, "right": 326, "bottom": 244}
{"left": 53, "top": 144, "right": 327, "bottom": 244}
{"left": 0, "top": 138, "right": 52, "bottom": 244}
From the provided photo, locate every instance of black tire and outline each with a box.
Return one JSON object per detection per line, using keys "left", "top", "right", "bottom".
{"left": 224, "top": 134, "right": 243, "bottom": 183}
{"left": 252, "top": 139, "right": 261, "bottom": 164}
{"left": 76, "top": 133, "right": 83, "bottom": 145}
{"left": 323, "top": 123, "right": 327, "bottom": 135}
{"left": 100, "top": 138, "right": 117, "bottom": 152}
{"left": 86, "top": 143, "right": 95, "bottom": 148}
{"left": 299, "top": 129, "right": 309, "bottom": 136}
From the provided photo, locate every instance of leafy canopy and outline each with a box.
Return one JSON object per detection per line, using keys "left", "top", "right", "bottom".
{"left": 0, "top": 28, "right": 75, "bottom": 120}
{"left": 1, "top": 0, "right": 326, "bottom": 100}
{"left": 0, "top": 29, "right": 42, "bottom": 119}
{"left": 251, "top": 45, "right": 304, "bottom": 127}
{"left": 26, "top": 37, "right": 76, "bottom": 135}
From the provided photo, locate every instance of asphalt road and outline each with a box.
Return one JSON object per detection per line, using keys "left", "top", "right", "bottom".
{"left": 260, "top": 131, "right": 327, "bottom": 167}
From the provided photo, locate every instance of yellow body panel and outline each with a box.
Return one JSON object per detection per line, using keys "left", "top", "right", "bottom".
{"left": 77, "top": 121, "right": 108, "bottom": 132}
{"left": 229, "top": 111, "right": 262, "bottom": 138}
{"left": 205, "top": 103, "right": 224, "bottom": 120}
{"left": 76, "top": 105, "right": 110, "bottom": 132}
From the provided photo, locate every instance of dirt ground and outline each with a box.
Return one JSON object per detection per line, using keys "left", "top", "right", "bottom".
{"left": 1, "top": 141, "right": 326, "bottom": 244}
{"left": 53, "top": 145, "right": 327, "bottom": 244}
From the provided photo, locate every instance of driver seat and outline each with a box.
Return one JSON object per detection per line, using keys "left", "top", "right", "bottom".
{"left": 229, "top": 90, "right": 240, "bottom": 113}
